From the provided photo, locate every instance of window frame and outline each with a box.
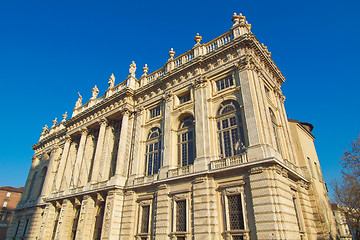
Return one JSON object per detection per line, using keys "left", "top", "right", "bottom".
{"left": 177, "top": 117, "right": 195, "bottom": 167}
{"left": 170, "top": 192, "right": 190, "bottom": 239}
{"left": 216, "top": 75, "right": 235, "bottom": 92}
{"left": 136, "top": 198, "right": 153, "bottom": 240}
{"left": 219, "top": 182, "right": 249, "bottom": 240}
{"left": 149, "top": 106, "right": 161, "bottom": 119}
{"left": 216, "top": 100, "right": 246, "bottom": 159}
{"left": 145, "top": 128, "right": 162, "bottom": 176}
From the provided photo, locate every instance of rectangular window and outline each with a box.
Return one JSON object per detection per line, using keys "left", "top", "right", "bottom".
{"left": 228, "top": 195, "right": 244, "bottom": 230}
{"left": 150, "top": 106, "right": 160, "bottom": 118}
{"left": 141, "top": 205, "right": 150, "bottom": 233}
{"left": 176, "top": 200, "right": 186, "bottom": 232}
{"left": 216, "top": 76, "right": 234, "bottom": 91}
{"left": 179, "top": 93, "right": 191, "bottom": 104}
{"left": 6, "top": 192, "right": 11, "bottom": 197}
{"left": 2, "top": 202, "right": 7, "bottom": 207}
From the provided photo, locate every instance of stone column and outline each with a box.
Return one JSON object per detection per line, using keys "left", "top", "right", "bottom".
{"left": 40, "top": 202, "right": 61, "bottom": 239}
{"left": 78, "top": 133, "right": 96, "bottom": 187}
{"left": 193, "top": 76, "right": 211, "bottom": 171}
{"left": 130, "top": 107, "right": 144, "bottom": 179}
{"left": 101, "top": 189, "right": 125, "bottom": 240}
{"left": 237, "top": 58, "right": 266, "bottom": 161}
{"left": 159, "top": 92, "right": 173, "bottom": 178}
{"left": 40, "top": 146, "right": 62, "bottom": 197}
{"left": 26, "top": 207, "right": 44, "bottom": 239}
{"left": 113, "top": 109, "right": 130, "bottom": 185}
{"left": 192, "top": 176, "right": 219, "bottom": 239}
{"left": 53, "top": 199, "right": 75, "bottom": 240}
{"left": 61, "top": 141, "right": 78, "bottom": 190}
{"left": 154, "top": 184, "right": 171, "bottom": 239}
{"left": 71, "top": 128, "right": 88, "bottom": 188}
{"left": 100, "top": 124, "right": 115, "bottom": 181}
{"left": 91, "top": 118, "right": 108, "bottom": 182}
{"left": 54, "top": 136, "right": 71, "bottom": 191}
{"left": 75, "top": 195, "right": 96, "bottom": 240}
{"left": 22, "top": 157, "right": 40, "bottom": 202}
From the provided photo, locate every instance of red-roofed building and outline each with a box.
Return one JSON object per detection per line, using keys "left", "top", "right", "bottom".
{"left": 0, "top": 187, "right": 23, "bottom": 240}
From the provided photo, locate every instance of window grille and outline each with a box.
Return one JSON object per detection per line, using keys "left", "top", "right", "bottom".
{"left": 216, "top": 76, "right": 234, "bottom": 91}
{"left": 141, "top": 205, "right": 150, "bottom": 233}
{"left": 227, "top": 195, "right": 244, "bottom": 230}
{"left": 150, "top": 106, "right": 161, "bottom": 118}
{"left": 179, "top": 93, "right": 191, "bottom": 104}
{"left": 176, "top": 200, "right": 186, "bottom": 232}
{"left": 178, "top": 117, "right": 195, "bottom": 167}
{"left": 110, "top": 120, "right": 121, "bottom": 177}
{"left": 292, "top": 197, "right": 302, "bottom": 232}
{"left": 217, "top": 100, "right": 246, "bottom": 158}
{"left": 145, "top": 128, "right": 162, "bottom": 175}
{"left": 232, "top": 236, "right": 244, "bottom": 240}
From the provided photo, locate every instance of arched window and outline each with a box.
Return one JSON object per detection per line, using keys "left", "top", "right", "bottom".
{"left": 27, "top": 171, "right": 38, "bottom": 200}
{"left": 178, "top": 117, "right": 195, "bottom": 167}
{"left": 217, "top": 100, "right": 246, "bottom": 158}
{"left": 269, "top": 108, "right": 282, "bottom": 153}
{"left": 145, "top": 128, "right": 162, "bottom": 175}
{"left": 37, "top": 166, "right": 47, "bottom": 197}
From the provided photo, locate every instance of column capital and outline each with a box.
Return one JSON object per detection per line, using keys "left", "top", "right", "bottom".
{"left": 80, "top": 127, "right": 89, "bottom": 135}
{"left": 99, "top": 117, "right": 108, "bottom": 126}
{"left": 193, "top": 75, "right": 208, "bottom": 89}
{"left": 162, "top": 91, "right": 173, "bottom": 102}
{"left": 64, "top": 134, "right": 72, "bottom": 142}
{"left": 121, "top": 107, "right": 130, "bottom": 116}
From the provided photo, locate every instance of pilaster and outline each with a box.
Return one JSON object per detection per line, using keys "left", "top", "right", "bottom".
{"left": 61, "top": 140, "right": 78, "bottom": 190}
{"left": 119, "top": 191, "right": 137, "bottom": 239}
{"left": 41, "top": 146, "right": 62, "bottom": 197}
{"left": 54, "top": 199, "right": 75, "bottom": 240}
{"left": 193, "top": 76, "right": 212, "bottom": 171}
{"left": 113, "top": 109, "right": 130, "bottom": 185}
{"left": 101, "top": 189, "right": 125, "bottom": 239}
{"left": 72, "top": 128, "right": 88, "bottom": 188}
{"left": 91, "top": 118, "right": 108, "bottom": 182}
{"left": 77, "top": 132, "right": 96, "bottom": 186}
{"left": 154, "top": 184, "right": 171, "bottom": 239}
{"left": 159, "top": 92, "right": 174, "bottom": 178}
{"left": 75, "top": 194, "right": 96, "bottom": 240}
{"left": 54, "top": 136, "right": 71, "bottom": 191}
{"left": 130, "top": 107, "right": 144, "bottom": 179}
{"left": 192, "top": 176, "right": 219, "bottom": 239}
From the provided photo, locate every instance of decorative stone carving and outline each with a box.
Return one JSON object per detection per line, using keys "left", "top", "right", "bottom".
{"left": 108, "top": 73, "right": 115, "bottom": 88}
{"left": 75, "top": 92, "right": 82, "bottom": 108}
{"left": 42, "top": 125, "right": 49, "bottom": 133}
{"left": 194, "top": 33, "right": 202, "bottom": 44}
{"left": 142, "top": 64, "right": 149, "bottom": 77}
{"left": 52, "top": 118, "right": 57, "bottom": 127}
{"left": 91, "top": 85, "right": 99, "bottom": 99}
{"left": 163, "top": 91, "right": 173, "bottom": 102}
{"left": 194, "top": 75, "right": 208, "bottom": 89}
{"left": 169, "top": 48, "right": 175, "bottom": 59}
{"left": 129, "top": 61, "right": 136, "bottom": 77}
{"left": 62, "top": 112, "right": 67, "bottom": 122}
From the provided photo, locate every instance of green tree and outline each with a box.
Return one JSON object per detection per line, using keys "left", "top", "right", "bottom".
{"left": 333, "top": 135, "right": 360, "bottom": 239}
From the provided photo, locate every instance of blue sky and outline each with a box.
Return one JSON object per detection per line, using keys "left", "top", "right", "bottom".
{"left": 0, "top": 0, "right": 359, "bottom": 200}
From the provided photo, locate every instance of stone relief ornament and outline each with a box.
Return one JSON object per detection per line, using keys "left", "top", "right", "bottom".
{"left": 42, "top": 125, "right": 49, "bottom": 133}
{"left": 62, "top": 112, "right": 68, "bottom": 121}
{"left": 91, "top": 85, "right": 99, "bottom": 99}
{"left": 75, "top": 92, "right": 82, "bottom": 108}
{"left": 52, "top": 118, "right": 57, "bottom": 126}
{"left": 108, "top": 73, "right": 115, "bottom": 88}
{"left": 129, "top": 61, "right": 136, "bottom": 77}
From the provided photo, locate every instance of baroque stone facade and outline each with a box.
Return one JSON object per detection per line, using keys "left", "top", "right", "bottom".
{"left": 8, "top": 13, "right": 339, "bottom": 240}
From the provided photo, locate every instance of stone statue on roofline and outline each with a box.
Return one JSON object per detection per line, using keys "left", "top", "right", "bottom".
{"left": 75, "top": 92, "right": 82, "bottom": 108}
{"left": 129, "top": 61, "right": 136, "bottom": 77}
{"left": 108, "top": 73, "right": 115, "bottom": 88}
{"left": 91, "top": 85, "right": 99, "bottom": 99}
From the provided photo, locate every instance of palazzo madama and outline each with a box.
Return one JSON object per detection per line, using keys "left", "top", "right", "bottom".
{"left": 7, "top": 13, "right": 344, "bottom": 240}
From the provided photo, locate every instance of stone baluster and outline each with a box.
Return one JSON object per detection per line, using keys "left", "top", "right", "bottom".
{"left": 91, "top": 118, "right": 108, "bottom": 182}
{"left": 54, "top": 136, "right": 71, "bottom": 191}
{"left": 72, "top": 128, "right": 88, "bottom": 188}
{"left": 113, "top": 109, "right": 130, "bottom": 184}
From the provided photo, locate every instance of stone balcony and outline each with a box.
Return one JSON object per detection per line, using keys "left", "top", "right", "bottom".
{"left": 210, "top": 153, "right": 248, "bottom": 170}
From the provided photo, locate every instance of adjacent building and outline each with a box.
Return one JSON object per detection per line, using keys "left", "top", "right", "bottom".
{"left": 8, "top": 13, "right": 339, "bottom": 239}
{"left": 0, "top": 186, "right": 23, "bottom": 240}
